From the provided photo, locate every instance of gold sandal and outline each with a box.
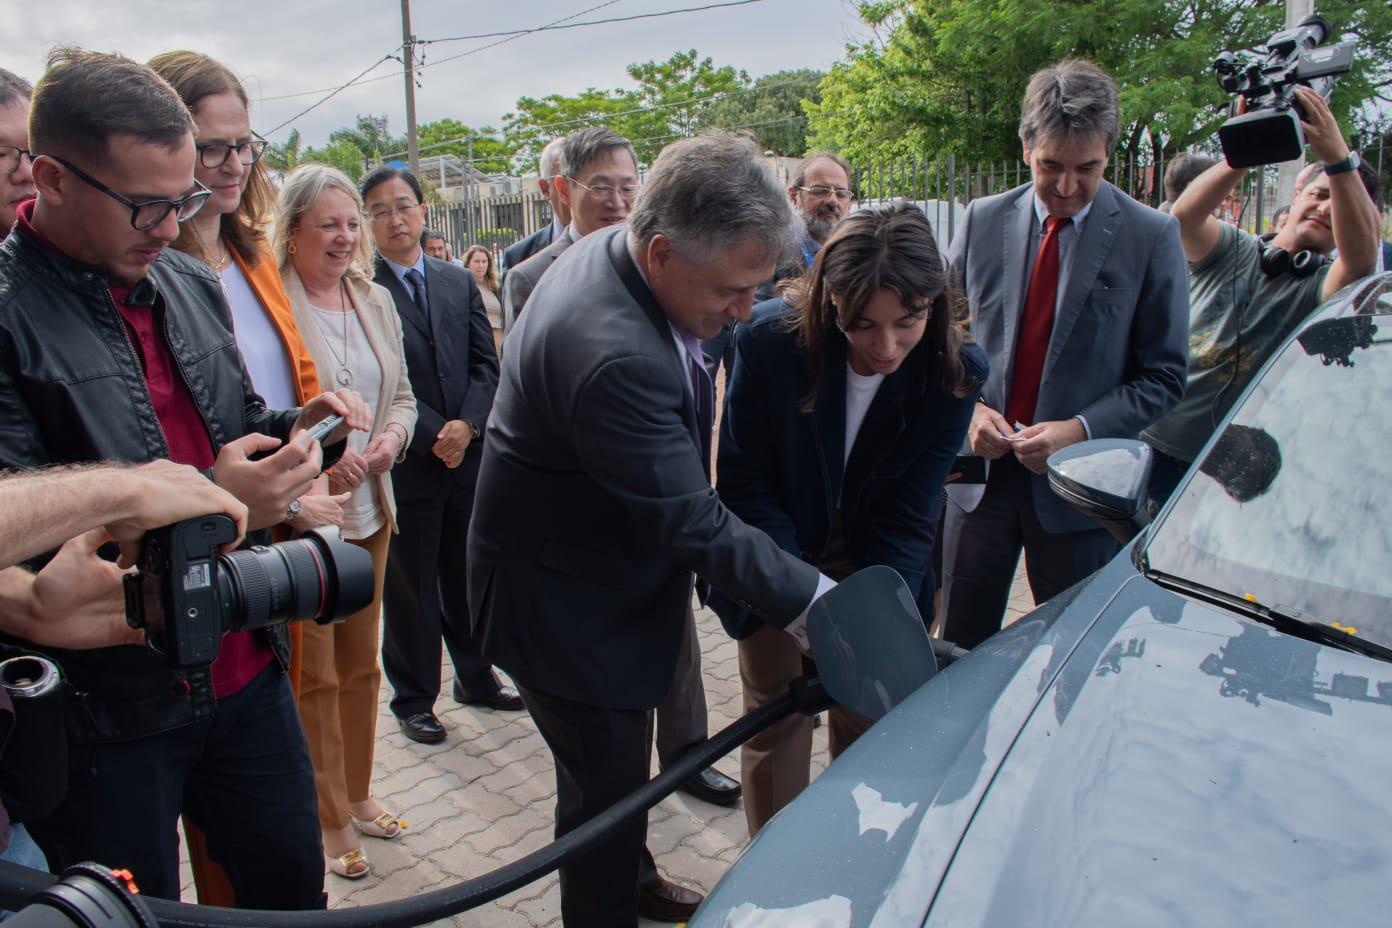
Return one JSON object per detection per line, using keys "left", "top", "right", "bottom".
{"left": 327, "top": 848, "right": 370, "bottom": 880}
{"left": 351, "top": 809, "right": 406, "bottom": 840}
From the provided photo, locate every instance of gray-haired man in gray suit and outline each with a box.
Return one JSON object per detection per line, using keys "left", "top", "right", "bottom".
{"left": 941, "top": 59, "right": 1189, "bottom": 649}
{"left": 468, "top": 133, "right": 833, "bottom": 926}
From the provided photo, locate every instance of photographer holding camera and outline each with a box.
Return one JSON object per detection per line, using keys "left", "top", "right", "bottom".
{"left": 1141, "top": 85, "right": 1380, "bottom": 505}
{"left": 0, "top": 462, "right": 245, "bottom": 884}
{"left": 0, "top": 49, "right": 372, "bottom": 910}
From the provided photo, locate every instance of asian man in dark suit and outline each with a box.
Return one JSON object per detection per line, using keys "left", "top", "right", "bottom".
{"left": 361, "top": 167, "right": 519, "bottom": 748}
{"left": 468, "top": 133, "right": 834, "bottom": 927}
{"left": 941, "top": 59, "right": 1188, "bottom": 650}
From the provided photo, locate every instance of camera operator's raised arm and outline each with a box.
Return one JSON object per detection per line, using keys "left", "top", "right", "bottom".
{"left": 1171, "top": 157, "right": 1246, "bottom": 264}
{"left": 1293, "top": 88, "right": 1381, "bottom": 298}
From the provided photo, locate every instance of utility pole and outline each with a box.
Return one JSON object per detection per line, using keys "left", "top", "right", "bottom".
{"left": 1274, "top": 0, "right": 1316, "bottom": 215}
{"left": 400, "top": 0, "right": 419, "bottom": 174}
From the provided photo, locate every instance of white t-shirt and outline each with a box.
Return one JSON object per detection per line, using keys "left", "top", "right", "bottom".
{"left": 220, "top": 260, "right": 298, "bottom": 411}
{"left": 844, "top": 363, "right": 885, "bottom": 466}
{"left": 310, "top": 305, "right": 383, "bottom": 541}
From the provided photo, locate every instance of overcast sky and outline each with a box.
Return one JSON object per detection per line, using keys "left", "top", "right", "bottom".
{"left": 2, "top": 0, "right": 871, "bottom": 149}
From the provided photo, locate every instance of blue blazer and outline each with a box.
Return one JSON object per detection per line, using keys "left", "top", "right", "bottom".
{"left": 712, "top": 300, "right": 987, "bottom": 638}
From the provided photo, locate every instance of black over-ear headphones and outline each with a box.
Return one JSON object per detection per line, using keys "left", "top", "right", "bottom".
{"left": 1258, "top": 236, "right": 1328, "bottom": 279}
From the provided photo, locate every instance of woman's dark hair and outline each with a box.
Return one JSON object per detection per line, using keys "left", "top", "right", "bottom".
{"left": 787, "top": 204, "right": 975, "bottom": 411}
{"left": 148, "top": 50, "right": 273, "bottom": 268}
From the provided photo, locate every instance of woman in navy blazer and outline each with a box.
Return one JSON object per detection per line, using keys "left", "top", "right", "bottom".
{"left": 713, "top": 204, "right": 987, "bottom": 834}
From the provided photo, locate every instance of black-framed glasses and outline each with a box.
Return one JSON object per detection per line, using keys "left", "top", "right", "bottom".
{"left": 566, "top": 176, "right": 641, "bottom": 201}
{"left": 797, "top": 185, "right": 854, "bottom": 202}
{"left": 196, "top": 132, "right": 269, "bottom": 170}
{"left": 0, "top": 145, "right": 32, "bottom": 175}
{"left": 48, "top": 155, "right": 211, "bottom": 231}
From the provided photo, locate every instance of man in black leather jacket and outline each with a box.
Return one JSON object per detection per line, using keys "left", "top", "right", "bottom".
{"left": 0, "top": 49, "right": 370, "bottom": 908}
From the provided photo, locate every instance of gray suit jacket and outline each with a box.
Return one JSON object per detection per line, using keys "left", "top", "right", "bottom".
{"left": 500, "top": 231, "right": 572, "bottom": 336}
{"left": 467, "top": 226, "right": 820, "bottom": 710}
{"left": 948, "top": 181, "right": 1188, "bottom": 533}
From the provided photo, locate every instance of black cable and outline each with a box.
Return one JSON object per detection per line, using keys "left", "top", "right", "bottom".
{"left": 0, "top": 679, "right": 832, "bottom": 927}
{"left": 418, "top": 0, "right": 769, "bottom": 45}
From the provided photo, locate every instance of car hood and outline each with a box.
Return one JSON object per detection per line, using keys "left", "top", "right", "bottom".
{"left": 692, "top": 558, "right": 1392, "bottom": 927}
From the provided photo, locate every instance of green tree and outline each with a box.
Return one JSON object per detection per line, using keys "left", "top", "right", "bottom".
{"left": 263, "top": 128, "right": 303, "bottom": 174}
{"left": 504, "top": 50, "right": 751, "bottom": 167}
{"left": 703, "top": 69, "right": 824, "bottom": 156}
{"left": 808, "top": 1, "right": 1391, "bottom": 176}
{"left": 299, "top": 139, "right": 368, "bottom": 181}
{"left": 412, "top": 118, "right": 517, "bottom": 174}
{"left": 329, "top": 114, "right": 404, "bottom": 165}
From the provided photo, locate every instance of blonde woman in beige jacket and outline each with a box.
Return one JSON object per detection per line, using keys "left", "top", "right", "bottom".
{"left": 274, "top": 163, "right": 418, "bottom": 881}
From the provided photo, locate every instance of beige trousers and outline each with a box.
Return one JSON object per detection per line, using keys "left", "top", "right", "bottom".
{"left": 297, "top": 524, "right": 392, "bottom": 831}
{"left": 738, "top": 622, "right": 873, "bottom": 836}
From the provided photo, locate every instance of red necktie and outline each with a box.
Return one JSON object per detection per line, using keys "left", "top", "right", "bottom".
{"left": 1006, "top": 215, "right": 1064, "bottom": 428}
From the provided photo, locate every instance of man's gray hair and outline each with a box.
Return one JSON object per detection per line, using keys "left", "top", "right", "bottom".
{"left": 628, "top": 132, "right": 792, "bottom": 264}
{"left": 561, "top": 126, "right": 636, "bottom": 180}
{"left": 1018, "top": 59, "right": 1119, "bottom": 152}
{"left": 0, "top": 68, "right": 31, "bottom": 109}
{"left": 791, "top": 150, "right": 851, "bottom": 189}
{"left": 538, "top": 137, "right": 566, "bottom": 179}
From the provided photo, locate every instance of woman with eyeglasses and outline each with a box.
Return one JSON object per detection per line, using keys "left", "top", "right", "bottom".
{"left": 462, "top": 244, "right": 503, "bottom": 351}
{"left": 276, "top": 163, "right": 417, "bottom": 881}
{"left": 712, "top": 205, "right": 987, "bottom": 836}
{"left": 148, "top": 49, "right": 352, "bottom": 905}
{"left": 150, "top": 51, "right": 346, "bottom": 543}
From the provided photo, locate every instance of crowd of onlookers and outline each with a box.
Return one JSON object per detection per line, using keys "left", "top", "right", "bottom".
{"left": 0, "top": 42, "right": 1386, "bottom": 928}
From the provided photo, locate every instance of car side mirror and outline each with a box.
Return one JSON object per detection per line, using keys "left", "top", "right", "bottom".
{"left": 1047, "top": 439, "right": 1153, "bottom": 544}
{"left": 806, "top": 566, "right": 937, "bottom": 722}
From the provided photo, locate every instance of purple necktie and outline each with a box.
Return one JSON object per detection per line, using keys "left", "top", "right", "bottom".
{"left": 679, "top": 331, "right": 714, "bottom": 479}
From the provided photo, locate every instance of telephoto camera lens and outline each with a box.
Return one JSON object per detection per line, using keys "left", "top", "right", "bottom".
{"left": 215, "top": 528, "right": 375, "bottom": 633}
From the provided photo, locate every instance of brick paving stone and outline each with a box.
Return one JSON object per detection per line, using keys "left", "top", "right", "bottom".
{"left": 172, "top": 550, "right": 1036, "bottom": 926}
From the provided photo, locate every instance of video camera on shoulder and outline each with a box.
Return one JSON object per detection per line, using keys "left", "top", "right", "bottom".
{"left": 1212, "top": 14, "right": 1355, "bottom": 168}
{"left": 123, "top": 515, "right": 374, "bottom": 669}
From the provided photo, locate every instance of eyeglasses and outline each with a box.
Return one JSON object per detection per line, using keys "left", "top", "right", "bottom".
{"left": 368, "top": 203, "right": 421, "bottom": 224}
{"left": 48, "top": 155, "right": 211, "bottom": 231}
{"left": 0, "top": 145, "right": 32, "bottom": 175}
{"left": 797, "top": 185, "right": 854, "bottom": 202}
{"left": 196, "top": 132, "right": 268, "bottom": 169}
{"left": 567, "top": 177, "right": 641, "bottom": 201}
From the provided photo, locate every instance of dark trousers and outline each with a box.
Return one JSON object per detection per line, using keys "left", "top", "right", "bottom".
{"left": 654, "top": 603, "right": 708, "bottom": 769}
{"left": 383, "top": 479, "right": 499, "bottom": 718}
{"left": 32, "top": 663, "right": 324, "bottom": 908}
{"left": 518, "top": 683, "right": 653, "bottom": 928}
{"left": 942, "top": 455, "right": 1118, "bottom": 650}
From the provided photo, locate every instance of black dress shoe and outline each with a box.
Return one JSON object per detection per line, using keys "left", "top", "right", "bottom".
{"left": 678, "top": 766, "right": 742, "bottom": 807}
{"left": 452, "top": 681, "right": 525, "bottom": 711}
{"left": 397, "top": 712, "right": 445, "bottom": 744}
{"left": 636, "top": 875, "right": 703, "bottom": 922}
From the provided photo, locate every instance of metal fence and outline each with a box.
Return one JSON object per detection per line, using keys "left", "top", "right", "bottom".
{"left": 420, "top": 142, "right": 1388, "bottom": 255}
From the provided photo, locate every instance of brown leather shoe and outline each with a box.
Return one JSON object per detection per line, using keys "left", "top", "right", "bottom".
{"left": 636, "top": 875, "right": 703, "bottom": 922}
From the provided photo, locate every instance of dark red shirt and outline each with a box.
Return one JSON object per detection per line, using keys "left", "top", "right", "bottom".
{"left": 18, "top": 202, "right": 272, "bottom": 697}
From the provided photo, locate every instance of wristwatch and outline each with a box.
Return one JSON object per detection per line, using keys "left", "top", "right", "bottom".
{"left": 462, "top": 419, "right": 480, "bottom": 439}
{"left": 285, "top": 497, "right": 302, "bottom": 522}
{"left": 1323, "top": 151, "right": 1360, "bottom": 176}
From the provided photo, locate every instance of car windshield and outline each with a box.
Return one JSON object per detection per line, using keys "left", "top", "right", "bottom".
{"left": 1143, "top": 278, "right": 1392, "bottom": 649}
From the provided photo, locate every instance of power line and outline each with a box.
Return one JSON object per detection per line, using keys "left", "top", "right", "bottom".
{"left": 264, "top": 52, "right": 402, "bottom": 135}
{"left": 255, "top": 1, "right": 622, "bottom": 107}
{"left": 418, "top": 0, "right": 769, "bottom": 46}
{"left": 381, "top": 74, "right": 823, "bottom": 161}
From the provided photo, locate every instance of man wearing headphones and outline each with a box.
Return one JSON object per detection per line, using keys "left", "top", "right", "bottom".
{"left": 1142, "top": 87, "right": 1381, "bottom": 504}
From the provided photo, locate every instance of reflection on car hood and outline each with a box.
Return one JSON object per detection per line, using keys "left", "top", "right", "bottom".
{"left": 691, "top": 557, "right": 1392, "bottom": 927}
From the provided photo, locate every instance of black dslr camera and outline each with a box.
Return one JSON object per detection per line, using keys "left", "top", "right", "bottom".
{"left": 1213, "top": 14, "right": 1355, "bottom": 168}
{"left": 123, "top": 515, "right": 374, "bottom": 669}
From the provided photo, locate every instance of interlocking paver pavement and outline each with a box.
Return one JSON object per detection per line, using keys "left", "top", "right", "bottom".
{"left": 179, "top": 570, "right": 1034, "bottom": 927}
